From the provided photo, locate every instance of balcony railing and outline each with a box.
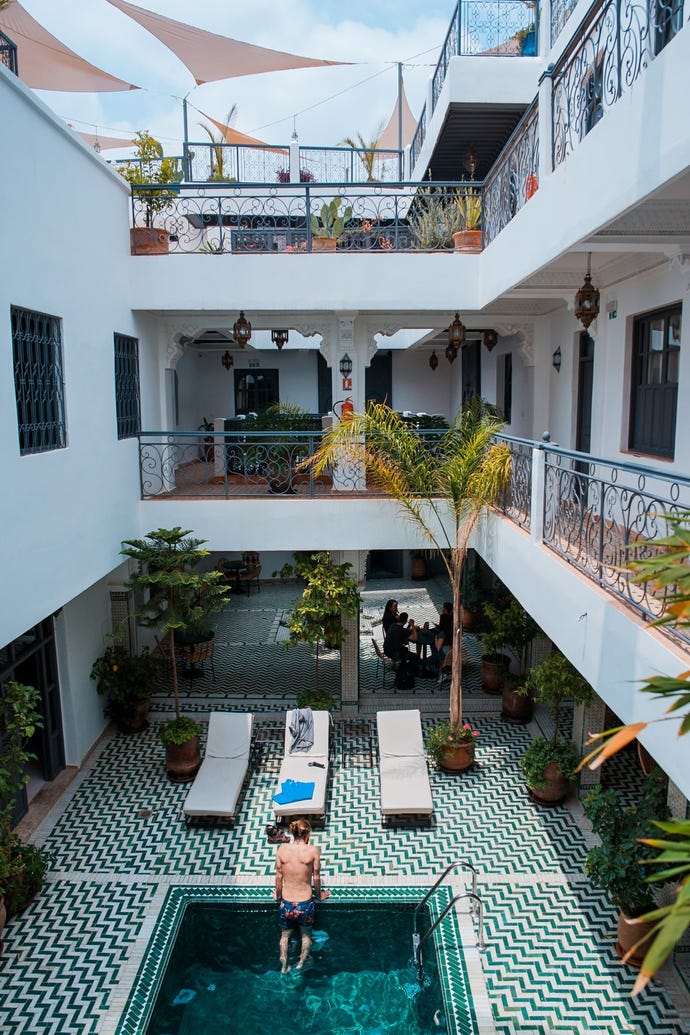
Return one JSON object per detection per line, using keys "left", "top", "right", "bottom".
{"left": 497, "top": 436, "right": 533, "bottom": 529}
{"left": 0, "top": 29, "right": 18, "bottom": 75}
{"left": 552, "top": 0, "right": 685, "bottom": 168}
{"left": 483, "top": 100, "right": 539, "bottom": 244}
{"left": 129, "top": 182, "right": 484, "bottom": 254}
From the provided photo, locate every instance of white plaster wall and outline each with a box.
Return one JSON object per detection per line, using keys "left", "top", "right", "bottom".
{"left": 392, "top": 349, "right": 456, "bottom": 415}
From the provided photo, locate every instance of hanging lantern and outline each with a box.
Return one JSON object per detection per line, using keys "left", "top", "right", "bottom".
{"left": 339, "top": 353, "right": 353, "bottom": 378}
{"left": 445, "top": 342, "right": 457, "bottom": 364}
{"left": 574, "top": 255, "right": 600, "bottom": 329}
{"left": 463, "top": 146, "right": 478, "bottom": 179}
{"left": 221, "top": 350, "right": 233, "bottom": 370}
{"left": 271, "top": 328, "right": 289, "bottom": 350}
{"left": 233, "top": 310, "right": 252, "bottom": 347}
{"left": 483, "top": 329, "right": 498, "bottom": 352}
{"left": 448, "top": 312, "right": 465, "bottom": 351}
{"left": 429, "top": 351, "right": 439, "bottom": 372}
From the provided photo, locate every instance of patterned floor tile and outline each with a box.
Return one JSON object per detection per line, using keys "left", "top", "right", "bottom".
{"left": 1, "top": 579, "right": 685, "bottom": 1035}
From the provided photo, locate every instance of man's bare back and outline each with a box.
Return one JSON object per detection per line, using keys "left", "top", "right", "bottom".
{"left": 276, "top": 840, "right": 321, "bottom": 902}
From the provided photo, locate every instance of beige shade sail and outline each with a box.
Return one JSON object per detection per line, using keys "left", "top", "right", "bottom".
{"left": 106, "top": 0, "right": 348, "bottom": 86}
{"left": 198, "top": 112, "right": 287, "bottom": 155}
{"left": 74, "top": 130, "right": 137, "bottom": 151}
{"left": 0, "top": 1, "right": 137, "bottom": 91}
{"left": 377, "top": 79, "right": 418, "bottom": 152}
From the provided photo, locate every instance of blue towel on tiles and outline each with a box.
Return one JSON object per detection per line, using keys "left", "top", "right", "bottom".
{"left": 273, "top": 779, "right": 315, "bottom": 805}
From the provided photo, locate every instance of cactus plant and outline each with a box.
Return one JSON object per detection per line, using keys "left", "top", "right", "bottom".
{"left": 310, "top": 198, "right": 353, "bottom": 239}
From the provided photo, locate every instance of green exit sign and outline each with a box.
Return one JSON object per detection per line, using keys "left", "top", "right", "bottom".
{"left": 608, "top": 309, "right": 617, "bottom": 320}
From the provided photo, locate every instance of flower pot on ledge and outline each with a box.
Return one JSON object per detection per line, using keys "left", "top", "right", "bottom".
{"left": 312, "top": 236, "right": 338, "bottom": 252}
{"left": 130, "top": 227, "right": 170, "bottom": 255}
{"left": 452, "top": 230, "right": 482, "bottom": 254}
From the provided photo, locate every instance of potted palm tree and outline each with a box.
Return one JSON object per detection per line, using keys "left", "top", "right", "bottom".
{"left": 121, "top": 527, "right": 231, "bottom": 782}
{"left": 303, "top": 398, "right": 512, "bottom": 738}
{"left": 519, "top": 651, "right": 593, "bottom": 804}
{"left": 452, "top": 188, "right": 482, "bottom": 253}
{"left": 584, "top": 768, "right": 669, "bottom": 966}
{"left": 116, "top": 131, "right": 180, "bottom": 254}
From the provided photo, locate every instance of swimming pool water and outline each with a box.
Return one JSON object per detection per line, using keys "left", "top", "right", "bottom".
{"left": 144, "top": 901, "right": 446, "bottom": 1035}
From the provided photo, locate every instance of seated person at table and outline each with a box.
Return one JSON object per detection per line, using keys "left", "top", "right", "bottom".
{"left": 381, "top": 599, "right": 399, "bottom": 635}
{"left": 383, "top": 612, "right": 417, "bottom": 666}
{"left": 433, "top": 603, "right": 454, "bottom": 663}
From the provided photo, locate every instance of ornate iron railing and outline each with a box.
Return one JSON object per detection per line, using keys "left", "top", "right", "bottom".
{"left": 138, "top": 431, "right": 365, "bottom": 498}
{"left": 409, "top": 103, "right": 427, "bottom": 174}
{"left": 543, "top": 446, "right": 690, "bottom": 639}
{"left": 0, "top": 30, "right": 18, "bottom": 75}
{"left": 299, "top": 146, "right": 404, "bottom": 184}
{"left": 496, "top": 435, "right": 533, "bottom": 528}
{"left": 483, "top": 100, "right": 539, "bottom": 244}
{"left": 552, "top": 0, "right": 686, "bottom": 168}
{"left": 550, "top": 0, "right": 578, "bottom": 44}
{"left": 129, "top": 182, "right": 485, "bottom": 254}
{"left": 176, "top": 143, "right": 404, "bottom": 185}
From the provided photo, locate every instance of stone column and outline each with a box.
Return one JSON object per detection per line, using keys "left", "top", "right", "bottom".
{"left": 333, "top": 550, "right": 365, "bottom": 715}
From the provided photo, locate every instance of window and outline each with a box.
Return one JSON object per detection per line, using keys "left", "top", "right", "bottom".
{"left": 11, "top": 306, "right": 66, "bottom": 455}
{"left": 654, "top": 0, "right": 683, "bottom": 56}
{"left": 629, "top": 305, "right": 681, "bottom": 458}
{"left": 114, "top": 333, "right": 141, "bottom": 439}
{"left": 502, "top": 353, "right": 512, "bottom": 424}
{"left": 234, "top": 369, "right": 279, "bottom": 414}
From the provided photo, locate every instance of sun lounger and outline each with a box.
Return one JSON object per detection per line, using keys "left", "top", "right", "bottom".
{"left": 273, "top": 708, "right": 330, "bottom": 825}
{"left": 377, "top": 709, "right": 433, "bottom": 826}
{"left": 183, "top": 711, "right": 253, "bottom": 825}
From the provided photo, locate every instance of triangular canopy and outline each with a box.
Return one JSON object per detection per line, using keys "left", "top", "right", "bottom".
{"left": 105, "top": 0, "right": 347, "bottom": 86}
{"left": 377, "top": 79, "right": 418, "bottom": 151}
{"left": 199, "top": 112, "right": 288, "bottom": 155}
{"left": 0, "top": 1, "right": 137, "bottom": 92}
{"left": 75, "top": 130, "right": 136, "bottom": 151}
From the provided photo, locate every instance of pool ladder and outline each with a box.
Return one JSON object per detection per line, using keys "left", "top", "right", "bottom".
{"left": 412, "top": 859, "right": 486, "bottom": 983}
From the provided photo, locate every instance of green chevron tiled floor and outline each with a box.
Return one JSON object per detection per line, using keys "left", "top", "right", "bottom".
{"left": 0, "top": 579, "right": 687, "bottom": 1034}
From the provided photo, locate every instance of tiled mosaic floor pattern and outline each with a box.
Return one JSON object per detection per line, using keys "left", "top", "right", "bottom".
{"left": 0, "top": 579, "right": 686, "bottom": 1034}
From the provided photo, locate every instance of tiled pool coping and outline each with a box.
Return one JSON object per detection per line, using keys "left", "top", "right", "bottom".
{"left": 112, "top": 883, "right": 482, "bottom": 1035}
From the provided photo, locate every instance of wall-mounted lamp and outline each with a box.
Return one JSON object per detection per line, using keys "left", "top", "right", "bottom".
{"left": 232, "top": 311, "right": 252, "bottom": 347}
{"left": 221, "top": 350, "right": 233, "bottom": 370}
{"left": 483, "top": 329, "right": 498, "bottom": 352}
{"left": 448, "top": 312, "right": 466, "bottom": 353}
{"left": 271, "top": 329, "right": 289, "bottom": 350}
{"left": 339, "top": 353, "right": 353, "bottom": 378}
{"left": 429, "top": 351, "right": 439, "bottom": 372}
{"left": 552, "top": 347, "right": 562, "bottom": 373}
{"left": 574, "top": 253, "right": 600, "bottom": 329}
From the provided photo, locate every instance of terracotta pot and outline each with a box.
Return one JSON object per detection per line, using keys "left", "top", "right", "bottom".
{"left": 528, "top": 761, "right": 570, "bottom": 806}
{"left": 115, "top": 698, "right": 150, "bottom": 734}
{"left": 165, "top": 736, "right": 201, "bottom": 783}
{"left": 452, "top": 230, "right": 482, "bottom": 253}
{"left": 130, "top": 227, "right": 170, "bottom": 255}
{"left": 616, "top": 911, "right": 656, "bottom": 967}
{"left": 411, "top": 557, "right": 427, "bottom": 580}
{"left": 461, "top": 606, "right": 476, "bottom": 632}
{"left": 481, "top": 653, "right": 510, "bottom": 694}
{"left": 439, "top": 741, "right": 475, "bottom": 772}
{"left": 312, "top": 236, "right": 337, "bottom": 252}
{"left": 501, "top": 683, "right": 533, "bottom": 724}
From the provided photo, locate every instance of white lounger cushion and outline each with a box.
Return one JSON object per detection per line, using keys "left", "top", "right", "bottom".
{"left": 183, "top": 712, "right": 253, "bottom": 820}
{"left": 377, "top": 709, "right": 433, "bottom": 817}
{"left": 273, "top": 709, "right": 330, "bottom": 820}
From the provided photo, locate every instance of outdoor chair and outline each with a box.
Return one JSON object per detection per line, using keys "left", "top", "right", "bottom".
{"left": 371, "top": 638, "right": 395, "bottom": 689}
{"left": 240, "top": 551, "right": 262, "bottom": 594}
{"left": 272, "top": 708, "right": 330, "bottom": 825}
{"left": 376, "top": 709, "right": 433, "bottom": 827}
{"left": 183, "top": 711, "right": 254, "bottom": 825}
{"left": 186, "top": 639, "right": 215, "bottom": 687}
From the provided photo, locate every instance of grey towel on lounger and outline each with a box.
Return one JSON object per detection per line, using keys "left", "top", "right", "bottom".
{"left": 289, "top": 707, "right": 314, "bottom": 753}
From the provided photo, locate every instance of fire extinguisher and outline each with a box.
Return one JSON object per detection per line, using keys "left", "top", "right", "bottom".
{"left": 333, "top": 398, "right": 354, "bottom": 422}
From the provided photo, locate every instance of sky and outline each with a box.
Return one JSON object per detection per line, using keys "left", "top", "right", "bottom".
{"left": 20, "top": 0, "right": 453, "bottom": 157}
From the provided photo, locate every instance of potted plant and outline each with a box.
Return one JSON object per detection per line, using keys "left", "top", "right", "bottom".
{"left": 296, "top": 687, "right": 336, "bottom": 711}
{"left": 116, "top": 131, "right": 180, "bottom": 255}
{"left": 198, "top": 417, "right": 215, "bottom": 462}
{"left": 584, "top": 768, "right": 669, "bottom": 966}
{"left": 427, "top": 720, "right": 479, "bottom": 772}
{"left": 482, "top": 597, "right": 541, "bottom": 721}
{"left": 519, "top": 651, "right": 594, "bottom": 804}
{"left": 460, "top": 569, "right": 482, "bottom": 632}
{"left": 0, "top": 681, "right": 52, "bottom": 942}
{"left": 480, "top": 601, "right": 512, "bottom": 694}
{"left": 90, "top": 643, "right": 161, "bottom": 733}
{"left": 408, "top": 186, "right": 464, "bottom": 250}
{"left": 309, "top": 198, "right": 353, "bottom": 251}
{"left": 452, "top": 188, "right": 482, "bottom": 253}
{"left": 121, "top": 527, "right": 230, "bottom": 782}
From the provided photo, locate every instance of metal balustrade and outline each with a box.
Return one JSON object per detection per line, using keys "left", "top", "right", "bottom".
{"left": 483, "top": 101, "right": 539, "bottom": 244}
{"left": 128, "top": 182, "right": 484, "bottom": 254}
{"left": 496, "top": 435, "right": 533, "bottom": 529}
{"left": 0, "top": 30, "right": 18, "bottom": 75}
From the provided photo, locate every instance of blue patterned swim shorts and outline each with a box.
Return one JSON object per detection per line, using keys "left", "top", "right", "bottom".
{"left": 279, "top": 898, "right": 316, "bottom": 930}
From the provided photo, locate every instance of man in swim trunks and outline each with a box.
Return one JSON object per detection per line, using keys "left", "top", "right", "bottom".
{"left": 275, "top": 817, "right": 330, "bottom": 973}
